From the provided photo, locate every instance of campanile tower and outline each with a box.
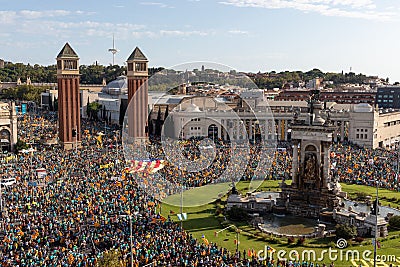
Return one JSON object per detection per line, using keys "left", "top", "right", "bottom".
{"left": 56, "top": 43, "right": 81, "bottom": 149}
{"left": 126, "top": 47, "right": 149, "bottom": 138}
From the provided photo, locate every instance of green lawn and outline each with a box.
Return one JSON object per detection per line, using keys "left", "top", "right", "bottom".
{"left": 341, "top": 183, "right": 400, "bottom": 209}
{"left": 161, "top": 180, "right": 285, "bottom": 208}
{"left": 160, "top": 180, "right": 400, "bottom": 267}
{"left": 162, "top": 182, "right": 232, "bottom": 207}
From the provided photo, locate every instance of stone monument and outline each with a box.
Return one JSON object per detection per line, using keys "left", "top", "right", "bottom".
{"left": 277, "top": 90, "right": 343, "bottom": 219}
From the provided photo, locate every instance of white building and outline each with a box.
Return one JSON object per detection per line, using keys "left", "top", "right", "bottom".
{"left": 0, "top": 101, "right": 17, "bottom": 152}
{"left": 150, "top": 93, "right": 400, "bottom": 149}
{"left": 41, "top": 76, "right": 400, "bottom": 150}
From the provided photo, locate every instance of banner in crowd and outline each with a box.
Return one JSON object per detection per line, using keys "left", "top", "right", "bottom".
{"left": 36, "top": 168, "right": 47, "bottom": 179}
{"left": 127, "top": 159, "right": 166, "bottom": 174}
{"left": 2, "top": 155, "right": 17, "bottom": 163}
{"left": 100, "top": 163, "right": 114, "bottom": 169}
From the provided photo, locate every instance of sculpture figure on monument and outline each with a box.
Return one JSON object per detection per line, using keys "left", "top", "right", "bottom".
{"left": 304, "top": 153, "right": 316, "bottom": 181}
{"left": 310, "top": 89, "right": 320, "bottom": 102}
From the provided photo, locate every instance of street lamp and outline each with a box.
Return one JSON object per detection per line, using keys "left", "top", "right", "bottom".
{"left": 114, "top": 130, "right": 120, "bottom": 167}
{"left": 397, "top": 146, "right": 400, "bottom": 192}
{"left": 0, "top": 178, "right": 2, "bottom": 214}
{"left": 119, "top": 211, "right": 140, "bottom": 267}
{"left": 215, "top": 224, "right": 240, "bottom": 257}
{"left": 373, "top": 177, "right": 379, "bottom": 267}
{"left": 369, "top": 158, "right": 384, "bottom": 267}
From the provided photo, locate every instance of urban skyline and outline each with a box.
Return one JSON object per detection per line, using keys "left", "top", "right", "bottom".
{"left": 1, "top": 0, "right": 400, "bottom": 82}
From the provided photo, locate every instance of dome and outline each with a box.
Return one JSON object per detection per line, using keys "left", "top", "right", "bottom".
{"left": 184, "top": 103, "right": 201, "bottom": 112}
{"left": 354, "top": 103, "right": 373, "bottom": 113}
{"left": 103, "top": 76, "right": 127, "bottom": 95}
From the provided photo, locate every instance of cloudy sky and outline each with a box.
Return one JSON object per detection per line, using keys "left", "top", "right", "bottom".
{"left": 1, "top": 0, "right": 400, "bottom": 81}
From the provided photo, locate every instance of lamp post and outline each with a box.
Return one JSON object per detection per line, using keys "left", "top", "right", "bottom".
{"left": 114, "top": 130, "right": 119, "bottom": 167}
{"left": 215, "top": 224, "right": 240, "bottom": 257}
{"left": 373, "top": 178, "right": 378, "bottom": 267}
{"left": 370, "top": 157, "right": 385, "bottom": 267}
{"left": 0, "top": 177, "right": 2, "bottom": 213}
{"left": 120, "top": 212, "right": 139, "bottom": 267}
{"left": 180, "top": 165, "right": 184, "bottom": 231}
{"left": 397, "top": 145, "right": 400, "bottom": 192}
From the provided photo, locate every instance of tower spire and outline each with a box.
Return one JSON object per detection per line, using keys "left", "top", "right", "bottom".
{"left": 108, "top": 34, "right": 118, "bottom": 65}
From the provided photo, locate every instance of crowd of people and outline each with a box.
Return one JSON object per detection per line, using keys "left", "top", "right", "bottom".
{"left": 142, "top": 136, "right": 400, "bottom": 192}
{"left": 0, "top": 112, "right": 296, "bottom": 266}
{"left": 330, "top": 142, "right": 399, "bottom": 191}
{"left": 0, "top": 110, "right": 399, "bottom": 266}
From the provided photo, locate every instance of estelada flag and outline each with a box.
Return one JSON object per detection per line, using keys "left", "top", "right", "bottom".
{"left": 201, "top": 235, "right": 209, "bottom": 246}
{"left": 247, "top": 249, "right": 252, "bottom": 257}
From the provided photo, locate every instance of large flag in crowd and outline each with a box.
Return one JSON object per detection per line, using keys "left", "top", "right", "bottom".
{"left": 127, "top": 159, "right": 166, "bottom": 174}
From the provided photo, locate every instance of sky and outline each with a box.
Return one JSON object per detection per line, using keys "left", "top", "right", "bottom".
{"left": 1, "top": 0, "right": 400, "bottom": 81}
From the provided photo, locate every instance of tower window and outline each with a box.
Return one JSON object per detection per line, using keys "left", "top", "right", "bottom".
{"left": 64, "top": 60, "right": 77, "bottom": 70}
{"left": 135, "top": 63, "right": 146, "bottom": 72}
{"left": 128, "top": 63, "right": 133, "bottom": 71}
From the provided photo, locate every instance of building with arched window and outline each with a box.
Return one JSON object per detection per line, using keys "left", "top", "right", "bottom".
{"left": 0, "top": 101, "right": 17, "bottom": 152}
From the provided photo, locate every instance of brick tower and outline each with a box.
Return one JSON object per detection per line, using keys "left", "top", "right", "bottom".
{"left": 56, "top": 43, "right": 81, "bottom": 149}
{"left": 126, "top": 47, "right": 148, "bottom": 138}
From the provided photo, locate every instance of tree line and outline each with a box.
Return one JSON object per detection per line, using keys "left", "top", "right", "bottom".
{"left": 251, "top": 68, "right": 376, "bottom": 89}
{"left": 0, "top": 62, "right": 382, "bottom": 103}
{"left": 0, "top": 62, "right": 164, "bottom": 84}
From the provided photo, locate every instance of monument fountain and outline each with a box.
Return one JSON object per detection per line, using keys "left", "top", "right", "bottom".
{"left": 276, "top": 90, "right": 344, "bottom": 220}
{"left": 228, "top": 90, "right": 393, "bottom": 238}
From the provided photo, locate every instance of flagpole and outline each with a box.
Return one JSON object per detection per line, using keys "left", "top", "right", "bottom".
{"left": 373, "top": 177, "right": 378, "bottom": 267}
{"left": 180, "top": 166, "right": 183, "bottom": 231}
{"left": 0, "top": 177, "right": 2, "bottom": 214}
{"left": 236, "top": 228, "right": 239, "bottom": 257}
{"left": 397, "top": 145, "right": 400, "bottom": 192}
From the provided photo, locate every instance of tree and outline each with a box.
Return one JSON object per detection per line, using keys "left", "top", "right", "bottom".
{"left": 155, "top": 107, "right": 162, "bottom": 137}
{"left": 54, "top": 97, "right": 58, "bottom": 112}
{"left": 96, "top": 249, "right": 125, "bottom": 267}
{"left": 389, "top": 215, "right": 400, "bottom": 231}
{"left": 87, "top": 101, "right": 102, "bottom": 120}
{"left": 86, "top": 96, "right": 90, "bottom": 116}
{"left": 49, "top": 95, "right": 54, "bottom": 111}
{"left": 148, "top": 118, "right": 154, "bottom": 136}
{"left": 335, "top": 224, "right": 357, "bottom": 240}
{"left": 226, "top": 206, "right": 249, "bottom": 222}
{"left": 1, "top": 85, "right": 48, "bottom": 104}
{"left": 15, "top": 139, "right": 28, "bottom": 152}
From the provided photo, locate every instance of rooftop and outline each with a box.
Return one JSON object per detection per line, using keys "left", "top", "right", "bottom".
{"left": 127, "top": 47, "right": 147, "bottom": 61}
{"left": 57, "top": 43, "right": 78, "bottom": 58}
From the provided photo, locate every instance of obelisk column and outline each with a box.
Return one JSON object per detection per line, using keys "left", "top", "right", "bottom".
{"left": 127, "top": 47, "right": 149, "bottom": 139}
{"left": 56, "top": 43, "right": 81, "bottom": 150}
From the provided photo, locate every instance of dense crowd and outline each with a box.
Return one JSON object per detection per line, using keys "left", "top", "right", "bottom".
{"left": 143, "top": 138, "right": 291, "bottom": 191}
{"left": 330, "top": 142, "right": 399, "bottom": 191}
{"left": 0, "top": 111, "right": 399, "bottom": 266}
{"left": 144, "top": 137, "right": 400, "bottom": 192}
{"left": 0, "top": 112, "right": 294, "bottom": 266}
